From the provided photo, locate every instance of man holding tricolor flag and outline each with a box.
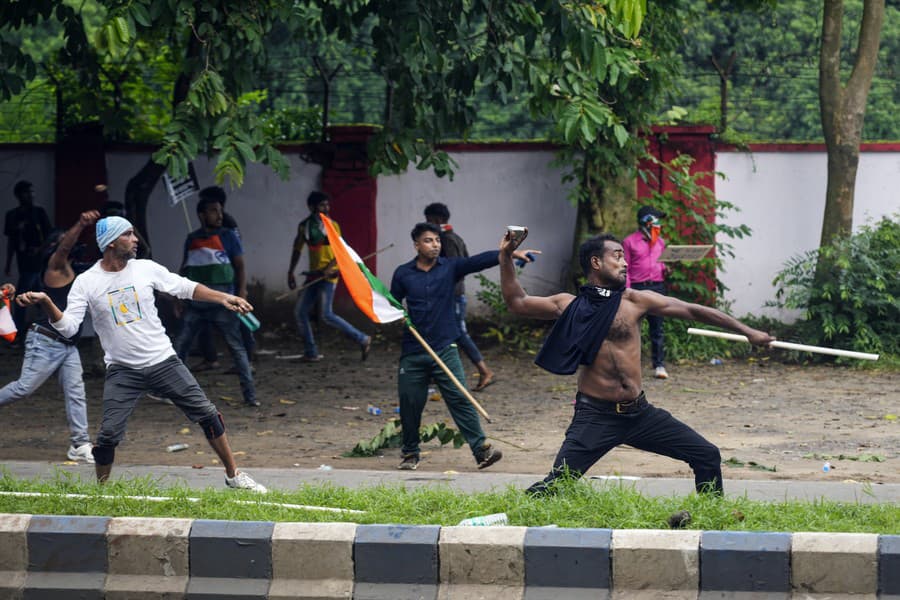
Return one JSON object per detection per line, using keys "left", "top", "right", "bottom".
{"left": 319, "top": 214, "right": 536, "bottom": 471}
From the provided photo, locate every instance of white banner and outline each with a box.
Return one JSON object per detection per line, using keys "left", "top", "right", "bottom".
{"left": 162, "top": 166, "right": 199, "bottom": 207}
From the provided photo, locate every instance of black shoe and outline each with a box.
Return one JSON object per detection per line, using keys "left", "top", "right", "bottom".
{"left": 667, "top": 510, "right": 692, "bottom": 529}
{"left": 474, "top": 444, "right": 502, "bottom": 470}
{"left": 244, "top": 399, "right": 261, "bottom": 407}
{"left": 525, "top": 480, "right": 553, "bottom": 496}
{"left": 397, "top": 453, "right": 419, "bottom": 470}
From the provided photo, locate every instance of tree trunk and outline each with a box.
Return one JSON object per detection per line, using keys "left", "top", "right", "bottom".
{"left": 817, "top": 0, "right": 884, "bottom": 248}
{"left": 124, "top": 159, "right": 166, "bottom": 256}
{"left": 122, "top": 32, "right": 200, "bottom": 254}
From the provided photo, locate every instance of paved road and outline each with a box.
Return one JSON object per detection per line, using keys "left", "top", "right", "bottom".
{"left": 2, "top": 460, "right": 897, "bottom": 504}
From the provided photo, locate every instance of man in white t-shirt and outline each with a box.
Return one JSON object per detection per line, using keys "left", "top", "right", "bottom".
{"left": 17, "top": 216, "right": 266, "bottom": 492}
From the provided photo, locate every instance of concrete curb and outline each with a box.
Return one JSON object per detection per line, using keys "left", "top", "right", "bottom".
{"left": 1, "top": 513, "right": 897, "bottom": 598}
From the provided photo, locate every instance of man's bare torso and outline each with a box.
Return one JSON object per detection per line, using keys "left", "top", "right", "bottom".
{"left": 565, "top": 289, "right": 646, "bottom": 401}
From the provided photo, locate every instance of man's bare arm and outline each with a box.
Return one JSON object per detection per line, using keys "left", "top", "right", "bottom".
{"left": 45, "top": 210, "right": 100, "bottom": 288}
{"left": 287, "top": 230, "right": 306, "bottom": 290}
{"left": 499, "top": 228, "right": 571, "bottom": 320}
{"left": 232, "top": 254, "right": 248, "bottom": 298}
{"left": 636, "top": 289, "right": 774, "bottom": 345}
{"left": 15, "top": 290, "right": 64, "bottom": 323}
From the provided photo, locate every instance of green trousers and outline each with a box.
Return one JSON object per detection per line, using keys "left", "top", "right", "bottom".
{"left": 398, "top": 344, "right": 485, "bottom": 458}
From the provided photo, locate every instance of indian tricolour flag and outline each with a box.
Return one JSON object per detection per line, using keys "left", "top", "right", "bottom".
{"left": 319, "top": 213, "right": 406, "bottom": 324}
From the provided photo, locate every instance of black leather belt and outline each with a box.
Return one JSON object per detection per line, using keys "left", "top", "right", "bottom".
{"left": 30, "top": 323, "right": 76, "bottom": 346}
{"left": 577, "top": 391, "right": 648, "bottom": 414}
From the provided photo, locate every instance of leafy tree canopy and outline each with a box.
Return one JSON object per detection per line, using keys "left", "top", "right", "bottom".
{"left": 1, "top": 0, "right": 659, "bottom": 186}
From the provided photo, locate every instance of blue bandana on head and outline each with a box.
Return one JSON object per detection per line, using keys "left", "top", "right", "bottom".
{"left": 95, "top": 216, "right": 133, "bottom": 251}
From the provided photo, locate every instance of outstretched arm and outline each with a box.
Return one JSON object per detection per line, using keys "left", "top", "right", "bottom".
{"left": 192, "top": 284, "right": 253, "bottom": 314}
{"left": 45, "top": 210, "right": 100, "bottom": 288}
{"left": 635, "top": 289, "right": 774, "bottom": 345}
{"left": 16, "top": 290, "right": 64, "bottom": 324}
{"left": 499, "top": 227, "right": 572, "bottom": 320}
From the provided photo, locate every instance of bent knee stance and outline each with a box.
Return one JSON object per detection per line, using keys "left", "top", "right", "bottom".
{"left": 691, "top": 442, "right": 721, "bottom": 470}
{"left": 199, "top": 412, "right": 226, "bottom": 439}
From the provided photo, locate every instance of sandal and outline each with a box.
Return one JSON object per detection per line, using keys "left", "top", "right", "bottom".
{"left": 473, "top": 373, "right": 495, "bottom": 392}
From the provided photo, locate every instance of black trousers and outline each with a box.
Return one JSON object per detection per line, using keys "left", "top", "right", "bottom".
{"left": 530, "top": 392, "right": 722, "bottom": 495}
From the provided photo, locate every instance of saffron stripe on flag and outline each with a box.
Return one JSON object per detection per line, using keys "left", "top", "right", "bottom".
{"left": 319, "top": 213, "right": 406, "bottom": 324}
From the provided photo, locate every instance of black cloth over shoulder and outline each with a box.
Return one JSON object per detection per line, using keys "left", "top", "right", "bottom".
{"left": 534, "top": 285, "right": 623, "bottom": 375}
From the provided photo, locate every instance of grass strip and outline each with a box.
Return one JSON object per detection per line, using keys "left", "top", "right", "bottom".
{"left": 0, "top": 470, "right": 896, "bottom": 533}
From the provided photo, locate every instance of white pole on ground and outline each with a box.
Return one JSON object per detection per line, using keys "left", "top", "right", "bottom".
{"left": 686, "top": 328, "right": 880, "bottom": 361}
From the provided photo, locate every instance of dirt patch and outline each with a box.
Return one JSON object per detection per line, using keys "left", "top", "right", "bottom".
{"left": 1, "top": 323, "right": 897, "bottom": 484}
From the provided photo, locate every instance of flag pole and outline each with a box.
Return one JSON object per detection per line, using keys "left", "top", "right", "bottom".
{"left": 406, "top": 325, "right": 492, "bottom": 423}
{"left": 276, "top": 243, "right": 395, "bottom": 301}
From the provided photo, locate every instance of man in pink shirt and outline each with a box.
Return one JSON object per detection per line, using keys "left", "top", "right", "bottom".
{"left": 622, "top": 206, "right": 669, "bottom": 379}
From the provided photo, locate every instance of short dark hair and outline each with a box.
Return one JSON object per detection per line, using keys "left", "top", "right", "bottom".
{"left": 411, "top": 222, "right": 441, "bottom": 241}
{"left": 198, "top": 186, "right": 227, "bottom": 205}
{"left": 100, "top": 201, "right": 125, "bottom": 217}
{"left": 307, "top": 191, "right": 329, "bottom": 209}
{"left": 13, "top": 180, "right": 32, "bottom": 198}
{"left": 197, "top": 195, "right": 223, "bottom": 215}
{"left": 423, "top": 202, "right": 450, "bottom": 222}
{"left": 578, "top": 233, "right": 621, "bottom": 275}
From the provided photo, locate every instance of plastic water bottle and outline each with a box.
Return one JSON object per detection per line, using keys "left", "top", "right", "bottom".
{"left": 237, "top": 312, "right": 260, "bottom": 332}
{"left": 457, "top": 512, "right": 509, "bottom": 526}
{"left": 166, "top": 443, "right": 189, "bottom": 453}
{"left": 822, "top": 461, "right": 831, "bottom": 473}
{"left": 367, "top": 404, "right": 382, "bottom": 415}
{"left": 710, "top": 358, "right": 723, "bottom": 366}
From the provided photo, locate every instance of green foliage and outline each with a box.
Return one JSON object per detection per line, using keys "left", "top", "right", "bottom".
{"left": 675, "top": 0, "right": 900, "bottom": 142}
{"left": 1, "top": 472, "right": 897, "bottom": 533}
{"left": 260, "top": 105, "right": 322, "bottom": 142}
{"left": 771, "top": 215, "right": 900, "bottom": 359}
{"left": 659, "top": 318, "right": 753, "bottom": 362}
{"left": 638, "top": 153, "right": 751, "bottom": 304}
{"left": 344, "top": 419, "right": 466, "bottom": 458}
{"left": 473, "top": 273, "right": 549, "bottom": 354}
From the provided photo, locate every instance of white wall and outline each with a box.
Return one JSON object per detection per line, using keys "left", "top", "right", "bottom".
{"left": 0, "top": 147, "right": 56, "bottom": 281}
{"left": 376, "top": 150, "right": 577, "bottom": 313}
{"left": 716, "top": 149, "right": 900, "bottom": 318}
{"left": 105, "top": 151, "right": 322, "bottom": 293}
{"left": 5, "top": 144, "right": 899, "bottom": 320}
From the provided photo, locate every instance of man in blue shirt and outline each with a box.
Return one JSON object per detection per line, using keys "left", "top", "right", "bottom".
{"left": 390, "top": 222, "right": 535, "bottom": 470}
{"left": 175, "top": 195, "right": 259, "bottom": 407}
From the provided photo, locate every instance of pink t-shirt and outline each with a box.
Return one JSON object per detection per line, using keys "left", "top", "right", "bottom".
{"left": 622, "top": 230, "right": 665, "bottom": 287}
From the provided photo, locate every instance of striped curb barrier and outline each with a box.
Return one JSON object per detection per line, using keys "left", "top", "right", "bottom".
{"left": 0, "top": 513, "right": 897, "bottom": 598}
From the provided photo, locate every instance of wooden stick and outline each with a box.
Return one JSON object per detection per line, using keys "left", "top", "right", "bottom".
{"left": 407, "top": 325, "right": 493, "bottom": 423}
{"left": 687, "top": 328, "right": 880, "bottom": 361}
{"left": 277, "top": 243, "right": 395, "bottom": 301}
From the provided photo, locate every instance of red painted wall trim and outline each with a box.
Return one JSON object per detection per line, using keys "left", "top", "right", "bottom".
{"left": 717, "top": 142, "right": 900, "bottom": 153}
{"left": 437, "top": 141, "right": 562, "bottom": 152}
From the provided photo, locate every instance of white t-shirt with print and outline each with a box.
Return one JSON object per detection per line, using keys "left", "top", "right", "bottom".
{"left": 52, "top": 259, "right": 198, "bottom": 368}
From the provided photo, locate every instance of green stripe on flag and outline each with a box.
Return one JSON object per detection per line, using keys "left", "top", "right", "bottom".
{"left": 358, "top": 262, "right": 404, "bottom": 311}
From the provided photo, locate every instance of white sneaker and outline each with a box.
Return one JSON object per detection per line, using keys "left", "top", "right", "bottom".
{"left": 67, "top": 443, "right": 95, "bottom": 464}
{"left": 654, "top": 366, "right": 669, "bottom": 379}
{"left": 225, "top": 471, "right": 267, "bottom": 494}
